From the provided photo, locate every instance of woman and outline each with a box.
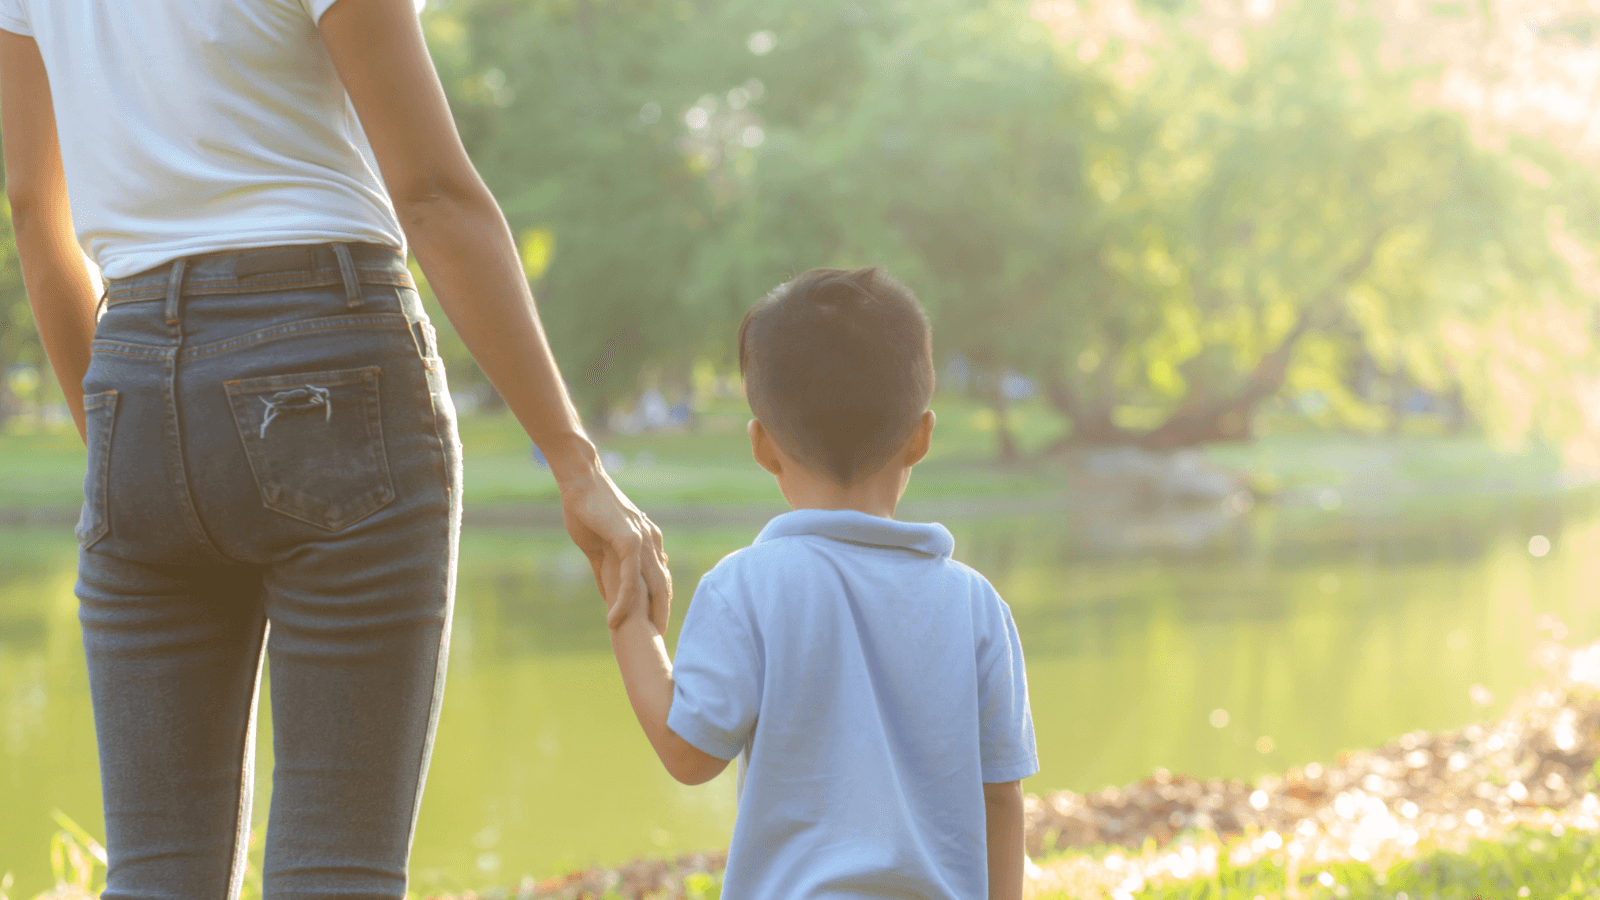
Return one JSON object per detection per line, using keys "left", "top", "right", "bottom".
{"left": 0, "top": 0, "right": 670, "bottom": 897}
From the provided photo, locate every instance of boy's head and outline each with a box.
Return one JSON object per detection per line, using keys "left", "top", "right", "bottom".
{"left": 738, "top": 266, "right": 935, "bottom": 486}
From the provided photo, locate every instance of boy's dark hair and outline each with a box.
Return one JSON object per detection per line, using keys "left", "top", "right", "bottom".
{"left": 738, "top": 266, "right": 934, "bottom": 485}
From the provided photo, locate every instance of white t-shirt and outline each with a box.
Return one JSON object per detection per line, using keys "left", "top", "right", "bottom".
{"left": 0, "top": 0, "right": 410, "bottom": 279}
{"left": 667, "top": 508, "right": 1038, "bottom": 900}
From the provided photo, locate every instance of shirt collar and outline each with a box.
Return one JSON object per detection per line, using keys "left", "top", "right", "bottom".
{"left": 754, "top": 508, "right": 955, "bottom": 558}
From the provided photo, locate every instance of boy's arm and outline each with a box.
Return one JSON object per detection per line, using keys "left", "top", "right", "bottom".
{"left": 984, "top": 780, "right": 1024, "bottom": 900}
{"left": 610, "top": 612, "right": 732, "bottom": 785}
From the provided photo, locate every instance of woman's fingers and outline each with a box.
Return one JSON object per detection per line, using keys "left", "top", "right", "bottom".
{"left": 556, "top": 468, "right": 670, "bottom": 632}
{"left": 604, "top": 548, "right": 647, "bottom": 629}
{"left": 641, "top": 518, "right": 672, "bottom": 634}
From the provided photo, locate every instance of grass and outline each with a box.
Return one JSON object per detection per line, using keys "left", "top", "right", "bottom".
{"left": 1113, "top": 826, "right": 1600, "bottom": 900}
{"left": 3, "top": 814, "right": 268, "bottom": 900}
{"left": 17, "top": 811, "right": 1600, "bottom": 900}
{"left": 0, "top": 394, "right": 1582, "bottom": 516}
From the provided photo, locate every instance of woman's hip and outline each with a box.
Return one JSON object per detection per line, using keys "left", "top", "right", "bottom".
{"left": 79, "top": 243, "right": 461, "bottom": 568}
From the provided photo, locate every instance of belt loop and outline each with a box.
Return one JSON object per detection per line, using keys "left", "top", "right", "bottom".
{"left": 333, "top": 243, "right": 363, "bottom": 308}
{"left": 164, "top": 257, "right": 187, "bottom": 330}
{"left": 94, "top": 283, "right": 108, "bottom": 321}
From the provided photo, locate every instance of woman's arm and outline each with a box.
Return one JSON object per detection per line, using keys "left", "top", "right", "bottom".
{"left": 0, "top": 30, "right": 101, "bottom": 442}
{"left": 984, "top": 779, "right": 1024, "bottom": 900}
{"left": 318, "top": 0, "right": 670, "bottom": 631}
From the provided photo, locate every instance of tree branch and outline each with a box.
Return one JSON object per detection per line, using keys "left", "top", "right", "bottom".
{"left": 1137, "top": 226, "right": 1391, "bottom": 450}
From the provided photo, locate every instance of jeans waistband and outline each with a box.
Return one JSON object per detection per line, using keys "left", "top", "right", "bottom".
{"left": 105, "top": 242, "right": 413, "bottom": 308}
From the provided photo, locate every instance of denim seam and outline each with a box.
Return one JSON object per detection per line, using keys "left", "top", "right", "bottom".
{"left": 181, "top": 315, "right": 411, "bottom": 362}
{"left": 76, "top": 390, "right": 118, "bottom": 548}
{"left": 162, "top": 344, "right": 232, "bottom": 564}
{"left": 82, "top": 391, "right": 118, "bottom": 410}
{"left": 90, "top": 344, "right": 170, "bottom": 359}
{"left": 222, "top": 371, "right": 375, "bottom": 391}
{"left": 402, "top": 347, "right": 459, "bottom": 865}
{"left": 91, "top": 316, "right": 411, "bottom": 360}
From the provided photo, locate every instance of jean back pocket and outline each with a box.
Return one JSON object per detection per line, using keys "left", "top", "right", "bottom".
{"left": 76, "top": 389, "right": 119, "bottom": 548}
{"left": 224, "top": 366, "right": 395, "bottom": 531}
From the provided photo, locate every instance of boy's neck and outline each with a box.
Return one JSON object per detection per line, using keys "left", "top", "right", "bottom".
{"left": 777, "top": 468, "right": 910, "bottom": 520}
{"left": 751, "top": 411, "right": 933, "bottom": 520}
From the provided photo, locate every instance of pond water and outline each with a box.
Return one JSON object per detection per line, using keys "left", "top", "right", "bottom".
{"left": 3, "top": 496, "right": 1599, "bottom": 895}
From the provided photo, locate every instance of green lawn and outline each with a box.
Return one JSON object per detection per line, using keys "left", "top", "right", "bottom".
{"left": 0, "top": 394, "right": 1581, "bottom": 515}
{"left": 1092, "top": 826, "right": 1598, "bottom": 900}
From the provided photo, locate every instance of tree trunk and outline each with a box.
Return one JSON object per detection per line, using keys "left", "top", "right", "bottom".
{"left": 479, "top": 381, "right": 506, "bottom": 412}
{"left": 989, "top": 378, "right": 1018, "bottom": 462}
{"left": 1443, "top": 382, "right": 1469, "bottom": 434}
{"left": 1386, "top": 369, "right": 1407, "bottom": 437}
{"left": 1136, "top": 306, "right": 1314, "bottom": 450}
{"left": 584, "top": 391, "right": 612, "bottom": 437}
{"left": 1042, "top": 228, "right": 1388, "bottom": 453}
{"left": 1042, "top": 365, "right": 1135, "bottom": 450}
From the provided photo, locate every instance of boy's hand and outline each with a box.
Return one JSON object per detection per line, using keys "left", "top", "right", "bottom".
{"left": 557, "top": 460, "right": 671, "bottom": 632}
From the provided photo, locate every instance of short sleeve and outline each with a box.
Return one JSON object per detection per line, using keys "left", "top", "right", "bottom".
{"left": 978, "top": 595, "right": 1038, "bottom": 783}
{"left": 667, "top": 580, "right": 762, "bottom": 761}
{"left": 0, "top": 0, "right": 32, "bottom": 37}
{"left": 305, "top": 0, "right": 425, "bottom": 24}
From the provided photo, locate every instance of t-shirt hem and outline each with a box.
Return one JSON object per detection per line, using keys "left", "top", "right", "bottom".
{"left": 0, "top": 13, "right": 32, "bottom": 36}
{"left": 95, "top": 229, "right": 405, "bottom": 280}
{"left": 982, "top": 757, "right": 1040, "bottom": 783}
{"left": 307, "top": 0, "right": 340, "bottom": 23}
{"left": 666, "top": 706, "right": 743, "bottom": 762}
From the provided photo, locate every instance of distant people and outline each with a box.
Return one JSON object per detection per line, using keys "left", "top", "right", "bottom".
{"left": 604, "top": 267, "right": 1036, "bottom": 899}
{"left": 0, "top": 0, "right": 667, "bottom": 896}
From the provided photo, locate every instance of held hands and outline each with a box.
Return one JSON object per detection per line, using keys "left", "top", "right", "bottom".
{"left": 557, "top": 459, "right": 671, "bottom": 633}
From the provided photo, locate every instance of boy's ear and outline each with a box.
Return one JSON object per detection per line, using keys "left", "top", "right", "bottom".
{"left": 749, "top": 419, "right": 784, "bottom": 477}
{"left": 903, "top": 409, "right": 935, "bottom": 467}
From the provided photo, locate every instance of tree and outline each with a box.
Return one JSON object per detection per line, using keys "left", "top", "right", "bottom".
{"left": 716, "top": 0, "right": 1600, "bottom": 458}
{"left": 424, "top": 0, "right": 735, "bottom": 424}
{"left": 697, "top": 0, "right": 1114, "bottom": 457}
{"left": 1034, "top": 1, "right": 1599, "bottom": 454}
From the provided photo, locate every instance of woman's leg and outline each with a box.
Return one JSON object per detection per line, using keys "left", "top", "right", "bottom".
{"left": 112, "top": 245, "right": 463, "bottom": 899}
{"left": 258, "top": 499, "right": 456, "bottom": 899}
{"left": 201, "top": 276, "right": 461, "bottom": 900}
{"left": 78, "top": 261, "right": 274, "bottom": 900}
{"left": 79, "top": 554, "right": 268, "bottom": 900}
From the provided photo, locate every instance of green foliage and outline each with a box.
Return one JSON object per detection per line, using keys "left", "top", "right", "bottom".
{"left": 0, "top": 199, "right": 47, "bottom": 423}
{"left": 13, "top": 811, "right": 106, "bottom": 900}
{"left": 683, "top": 870, "right": 723, "bottom": 900}
{"left": 4, "top": 0, "right": 1599, "bottom": 454}
{"left": 423, "top": 0, "right": 733, "bottom": 419}
{"left": 20, "top": 813, "right": 265, "bottom": 900}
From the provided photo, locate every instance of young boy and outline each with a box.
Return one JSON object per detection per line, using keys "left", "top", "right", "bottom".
{"left": 605, "top": 267, "right": 1037, "bottom": 899}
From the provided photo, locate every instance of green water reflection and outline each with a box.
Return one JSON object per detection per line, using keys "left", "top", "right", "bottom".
{"left": 3, "top": 499, "right": 1598, "bottom": 895}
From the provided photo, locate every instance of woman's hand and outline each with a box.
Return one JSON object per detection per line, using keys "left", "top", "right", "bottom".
{"left": 558, "top": 458, "right": 671, "bottom": 633}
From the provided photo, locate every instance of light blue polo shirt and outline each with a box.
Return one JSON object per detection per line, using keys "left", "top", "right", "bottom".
{"left": 667, "top": 509, "right": 1037, "bottom": 900}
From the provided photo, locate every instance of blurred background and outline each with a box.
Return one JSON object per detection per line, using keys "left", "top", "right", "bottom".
{"left": 5, "top": 0, "right": 1600, "bottom": 895}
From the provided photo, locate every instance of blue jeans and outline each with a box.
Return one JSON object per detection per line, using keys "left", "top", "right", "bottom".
{"left": 76, "top": 243, "right": 462, "bottom": 900}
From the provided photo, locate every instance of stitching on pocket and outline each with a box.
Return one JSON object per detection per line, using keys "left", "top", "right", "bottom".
{"left": 224, "top": 367, "right": 395, "bottom": 531}
{"left": 76, "top": 390, "right": 118, "bottom": 549}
